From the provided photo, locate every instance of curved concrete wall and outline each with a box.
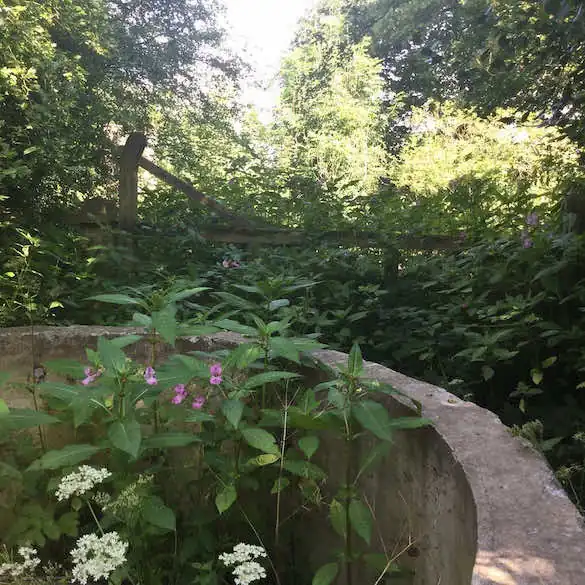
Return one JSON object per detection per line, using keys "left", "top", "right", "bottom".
{"left": 1, "top": 326, "right": 584, "bottom": 585}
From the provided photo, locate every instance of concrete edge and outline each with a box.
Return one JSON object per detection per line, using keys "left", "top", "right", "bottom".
{"left": 1, "top": 326, "right": 584, "bottom": 585}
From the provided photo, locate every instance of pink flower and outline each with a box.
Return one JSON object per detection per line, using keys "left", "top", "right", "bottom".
{"left": 144, "top": 366, "right": 157, "bottom": 385}
{"left": 222, "top": 259, "right": 231, "bottom": 268}
{"left": 526, "top": 212, "right": 539, "bottom": 226}
{"left": 192, "top": 396, "right": 205, "bottom": 409}
{"left": 210, "top": 363, "right": 222, "bottom": 377}
{"left": 171, "top": 393, "right": 185, "bottom": 405}
{"left": 81, "top": 367, "right": 100, "bottom": 386}
{"left": 174, "top": 384, "right": 187, "bottom": 396}
{"left": 210, "top": 376, "right": 222, "bottom": 385}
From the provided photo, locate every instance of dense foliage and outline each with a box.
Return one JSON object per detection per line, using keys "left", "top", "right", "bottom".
{"left": 3, "top": 2, "right": 585, "bottom": 579}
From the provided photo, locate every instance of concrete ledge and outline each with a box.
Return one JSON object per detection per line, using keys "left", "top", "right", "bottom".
{"left": 1, "top": 327, "right": 584, "bottom": 585}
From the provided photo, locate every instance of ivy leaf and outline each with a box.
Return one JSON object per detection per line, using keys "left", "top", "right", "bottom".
{"left": 312, "top": 563, "right": 338, "bottom": 585}
{"left": 108, "top": 419, "right": 141, "bottom": 458}
{"left": 215, "top": 484, "right": 237, "bottom": 514}
{"left": 349, "top": 499, "right": 372, "bottom": 544}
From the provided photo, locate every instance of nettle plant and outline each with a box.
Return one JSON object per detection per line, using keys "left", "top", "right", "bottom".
{"left": 0, "top": 290, "right": 429, "bottom": 585}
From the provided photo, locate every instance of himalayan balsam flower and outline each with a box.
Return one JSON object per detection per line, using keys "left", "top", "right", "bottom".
{"left": 192, "top": 396, "right": 205, "bottom": 409}
{"left": 55, "top": 466, "right": 111, "bottom": 502}
{"left": 171, "top": 384, "right": 187, "bottom": 404}
{"left": 222, "top": 259, "right": 241, "bottom": 269}
{"left": 219, "top": 544, "right": 267, "bottom": 585}
{"left": 210, "top": 363, "right": 222, "bottom": 385}
{"left": 71, "top": 532, "right": 128, "bottom": 585}
{"left": 81, "top": 367, "right": 100, "bottom": 386}
{"left": 144, "top": 366, "right": 157, "bottom": 385}
{"left": 526, "top": 212, "right": 539, "bottom": 226}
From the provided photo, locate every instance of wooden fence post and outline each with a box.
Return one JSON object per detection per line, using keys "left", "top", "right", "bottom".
{"left": 119, "top": 132, "right": 148, "bottom": 231}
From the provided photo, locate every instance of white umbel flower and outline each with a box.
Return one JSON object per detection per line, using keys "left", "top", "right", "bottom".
{"left": 71, "top": 532, "right": 128, "bottom": 585}
{"left": 0, "top": 546, "right": 40, "bottom": 577}
{"left": 55, "top": 466, "right": 111, "bottom": 502}
{"left": 219, "top": 543, "right": 267, "bottom": 585}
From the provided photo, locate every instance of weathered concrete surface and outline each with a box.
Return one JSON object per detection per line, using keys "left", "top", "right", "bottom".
{"left": 1, "top": 327, "right": 584, "bottom": 585}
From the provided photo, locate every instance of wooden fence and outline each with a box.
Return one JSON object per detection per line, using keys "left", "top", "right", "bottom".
{"left": 113, "top": 132, "right": 460, "bottom": 251}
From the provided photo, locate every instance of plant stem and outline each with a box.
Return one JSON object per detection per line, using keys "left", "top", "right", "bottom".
{"left": 31, "top": 385, "right": 46, "bottom": 452}
{"left": 87, "top": 501, "right": 105, "bottom": 536}
{"left": 344, "top": 431, "right": 353, "bottom": 585}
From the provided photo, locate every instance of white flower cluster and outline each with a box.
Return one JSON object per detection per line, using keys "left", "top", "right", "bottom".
{"left": 0, "top": 546, "right": 40, "bottom": 578}
{"left": 219, "top": 544, "right": 267, "bottom": 585}
{"left": 71, "top": 532, "right": 128, "bottom": 585}
{"left": 56, "top": 466, "right": 111, "bottom": 502}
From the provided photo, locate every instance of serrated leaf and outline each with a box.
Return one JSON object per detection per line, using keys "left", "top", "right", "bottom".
{"left": 329, "top": 499, "right": 346, "bottom": 537}
{"left": 108, "top": 419, "right": 141, "bottom": 458}
{"left": 269, "top": 337, "right": 301, "bottom": 364}
{"left": 216, "top": 484, "right": 237, "bottom": 514}
{"left": 40, "top": 382, "right": 82, "bottom": 403}
{"left": 356, "top": 441, "right": 391, "bottom": 482}
{"left": 243, "top": 371, "right": 300, "bottom": 391}
{"left": 283, "top": 459, "right": 327, "bottom": 481}
{"left": 88, "top": 293, "right": 144, "bottom": 306}
{"left": 109, "top": 335, "right": 143, "bottom": 349}
{"left": 142, "top": 496, "right": 176, "bottom": 531}
{"left": 241, "top": 428, "right": 280, "bottom": 455}
{"left": 27, "top": 444, "right": 101, "bottom": 471}
{"left": 169, "top": 287, "right": 209, "bottom": 303}
{"left": 214, "top": 318, "right": 257, "bottom": 336}
{"left": 348, "top": 343, "right": 364, "bottom": 376}
{"left": 271, "top": 477, "right": 290, "bottom": 494}
{"left": 151, "top": 305, "right": 178, "bottom": 345}
{"left": 298, "top": 436, "right": 319, "bottom": 459}
{"left": 132, "top": 312, "right": 152, "bottom": 327}
{"left": 352, "top": 400, "right": 393, "bottom": 441}
{"left": 225, "top": 343, "right": 264, "bottom": 369}
{"left": 312, "top": 563, "right": 338, "bottom": 585}
{"left": 1, "top": 408, "right": 60, "bottom": 430}
{"left": 222, "top": 399, "right": 244, "bottom": 429}
{"left": 98, "top": 337, "right": 126, "bottom": 374}
{"left": 349, "top": 499, "right": 372, "bottom": 544}
{"left": 185, "top": 411, "right": 215, "bottom": 423}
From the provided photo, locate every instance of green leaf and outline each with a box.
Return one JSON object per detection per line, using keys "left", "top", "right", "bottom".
{"left": 329, "top": 499, "right": 346, "bottom": 537}
{"left": 108, "top": 419, "right": 141, "bottom": 458}
{"left": 241, "top": 428, "right": 280, "bottom": 455}
{"left": 270, "top": 337, "right": 301, "bottom": 363}
{"left": 88, "top": 294, "right": 144, "bottom": 306}
{"left": 1, "top": 408, "right": 60, "bottom": 430}
{"left": 151, "top": 305, "right": 178, "bottom": 345}
{"left": 142, "top": 496, "right": 176, "bottom": 531}
{"left": 352, "top": 400, "right": 393, "bottom": 441}
{"left": 268, "top": 299, "right": 290, "bottom": 311}
{"left": 39, "top": 382, "right": 82, "bottom": 403}
{"left": 57, "top": 511, "right": 78, "bottom": 537}
{"left": 109, "top": 335, "right": 143, "bottom": 349}
{"left": 248, "top": 454, "right": 280, "bottom": 466}
{"left": 169, "top": 287, "right": 209, "bottom": 302}
{"left": 45, "top": 359, "right": 86, "bottom": 379}
{"left": 356, "top": 441, "right": 391, "bottom": 482}
{"left": 98, "top": 337, "right": 126, "bottom": 374}
{"left": 312, "top": 563, "right": 338, "bottom": 585}
{"left": 214, "top": 318, "right": 258, "bottom": 337}
{"left": 185, "top": 411, "right": 215, "bottom": 423}
{"left": 142, "top": 433, "right": 200, "bottom": 449}
{"left": 531, "top": 369, "right": 543, "bottom": 385}
{"left": 28, "top": 445, "right": 101, "bottom": 471}
{"left": 542, "top": 356, "right": 557, "bottom": 368}
{"left": 349, "top": 499, "right": 372, "bottom": 544}
{"left": 0, "top": 462, "right": 22, "bottom": 481}
{"left": 222, "top": 400, "right": 245, "bottom": 429}
{"left": 243, "top": 371, "right": 300, "bottom": 391}
{"left": 215, "top": 484, "right": 237, "bottom": 514}
{"left": 132, "top": 312, "right": 152, "bottom": 328}
{"left": 225, "top": 343, "right": 264, "bottom": 368}
{"left": 298, "top": 436, "right": 319, "bottom": 459}
{"left": 271, "top": 477, "right": 290, "bottom": 494}
{"left": 282, "top": 459, "right": 327, "bottom": 481}
{"left": 348, "top": 343, "right": 363, "bottom": 376}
